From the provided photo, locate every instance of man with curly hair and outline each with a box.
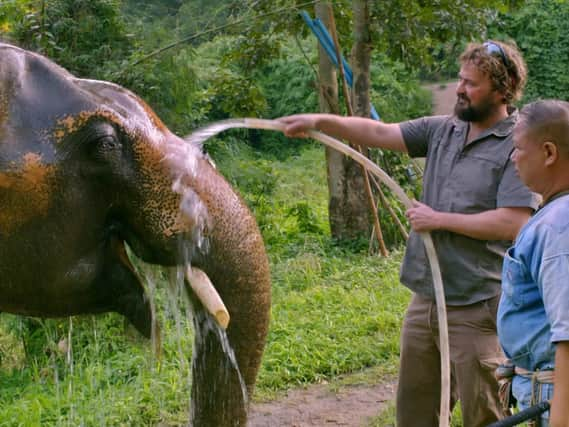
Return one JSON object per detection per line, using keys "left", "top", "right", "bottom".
{"left": 278, "top": 40, "right": 540, "bottom": 426}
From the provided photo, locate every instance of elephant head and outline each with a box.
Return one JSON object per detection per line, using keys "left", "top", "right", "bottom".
{"left": 0, "top": 43, "right": 271, "bottom": 426}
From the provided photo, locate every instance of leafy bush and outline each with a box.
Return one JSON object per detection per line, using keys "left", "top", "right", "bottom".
{"left": 6, "top": 0, "right": 134, "bottom": 79}
{"left": 369, "top": 53, "right": 432, "bottom": 123}
{"left": 491, "top": 0, "right": 569, "bottom": 102}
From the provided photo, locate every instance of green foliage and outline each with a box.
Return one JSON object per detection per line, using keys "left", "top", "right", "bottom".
{"left": 258, "top": 59, "right": 318, "bottom": 119}
{"left": 367, "top": 0, "right": 514, "bottom": 69}
{"left": 117, "top": 48, "right": 207, "bottom": 135}
{"left": 370, "top": 53, "right": 432, "bottom": 123}
{"left": 259, "top": 249, "right": 409, "bottom": 390}
{"left": 140, "top": 36, "right": 271, "bottom": 131}
{"left": 287, "top": 202, "right": 323, "bottom": 234}
{"left": 491, "top": 0, "right": 569, "bottom": 102}
{"left": 203, "top": 70, "right": 268, "bottom": 118}
{"left": 242, "top": 0, "right": 515, "bottom": 71}
{"left": 7, "top": 0, "right": 134, "bottom": 79}
{"left": 253, "top": 43, "right": 319, "bottom": 157}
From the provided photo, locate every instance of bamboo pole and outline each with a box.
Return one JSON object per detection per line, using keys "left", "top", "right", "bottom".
{"left": 369, "top": 174, "right": 409, "bottom": 241}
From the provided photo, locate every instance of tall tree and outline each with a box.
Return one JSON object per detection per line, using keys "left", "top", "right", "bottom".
{"left": 315, "top": 3, "right": 344, "bottom": 239}
{"left": 316, "top": 2, "right": 372, "bottom": 241}
{"left": 351, "top": 0, "right": 390, "bottom": 252}
{"left": 3, "top": 0, "right": 133, "bottom": 79}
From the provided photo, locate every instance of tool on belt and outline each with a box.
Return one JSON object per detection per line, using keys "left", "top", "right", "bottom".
{"left": 494, "top": 361, "right": 554, "bottom": 427}
{"left": 486, "top": 400, "right": 551, "bottom": 427}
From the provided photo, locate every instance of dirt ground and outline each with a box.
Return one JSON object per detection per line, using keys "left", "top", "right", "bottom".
{"left": 247, "top": 83, "right": 458, "bottom": 427}
{"left": 424, "top": 81, "right": 459, "bottom": 115}
{"left": 249, "top": 379, "right": 397, "bottom": 427}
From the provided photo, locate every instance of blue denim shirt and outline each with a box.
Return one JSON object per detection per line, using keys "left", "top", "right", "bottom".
{"left": 498, "top": 193, "right": 569, "bottom": 416}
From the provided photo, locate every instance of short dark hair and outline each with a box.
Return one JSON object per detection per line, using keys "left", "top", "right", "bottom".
{"left": 517, "top": 100, "right": 569, "bottom": 157}
{"left": 460, "top": 40, "right": 527, "bottom": 105}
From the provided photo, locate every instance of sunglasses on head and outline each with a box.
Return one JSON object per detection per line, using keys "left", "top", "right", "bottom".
{"left": 483, "top": 41, "right": 510, "bottom": 68}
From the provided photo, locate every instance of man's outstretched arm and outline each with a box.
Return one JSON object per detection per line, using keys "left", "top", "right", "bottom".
{"left": 278, "top": 114, "right": 408, "bottom": 153}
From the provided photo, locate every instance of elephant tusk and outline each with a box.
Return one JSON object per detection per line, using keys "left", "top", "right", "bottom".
{"left": 186, "top": 266, "right": 230, "bottom": 329}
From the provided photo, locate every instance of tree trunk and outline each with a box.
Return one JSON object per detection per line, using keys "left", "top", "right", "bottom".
{"left": 316, "top": 2, "right": 370, "bottom": 241}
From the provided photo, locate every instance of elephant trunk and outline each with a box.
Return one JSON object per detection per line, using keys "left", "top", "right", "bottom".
{"left": 179, "top": 157, "right": 271, "bottom": 426}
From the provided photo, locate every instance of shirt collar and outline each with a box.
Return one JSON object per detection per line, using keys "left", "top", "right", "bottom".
{"left": 536, "top": 190, "right": 569, "bottom": 212}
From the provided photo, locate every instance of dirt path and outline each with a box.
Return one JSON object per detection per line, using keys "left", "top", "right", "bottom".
{"left": 247, "top": 82, "right": 457, "bottom": 427}
{"left": 249, "top": 379, "right": 396, "bottom": 427}
{"left": 424, "top": 81, "right": 458, "bottom": 115}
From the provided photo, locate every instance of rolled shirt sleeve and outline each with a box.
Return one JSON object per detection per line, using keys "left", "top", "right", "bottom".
{"left": 400, "top": 116, "right": 447, "bottom": 158}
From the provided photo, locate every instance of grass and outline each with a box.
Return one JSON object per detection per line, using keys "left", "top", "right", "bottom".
{"left": 368, "top": 402, "right": 465, "bottom": 426}
{"left": 258, "top": 247, "right": 409, "bottom": 395}
{"left": 0, "top": 144, "right": 410, "bottom": 425}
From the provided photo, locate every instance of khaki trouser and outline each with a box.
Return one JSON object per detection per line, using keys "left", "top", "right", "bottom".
{"left": 396, "top": 293, "right": 508, "bottom": 427}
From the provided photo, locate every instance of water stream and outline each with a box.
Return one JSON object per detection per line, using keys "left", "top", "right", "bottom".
{"left": 168, "top": 134, "right": 250, "bottom": 420}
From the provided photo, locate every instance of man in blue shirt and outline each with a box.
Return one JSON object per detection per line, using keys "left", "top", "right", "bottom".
{"left": 498, "top": 99, "right": 569, "bottom": 427}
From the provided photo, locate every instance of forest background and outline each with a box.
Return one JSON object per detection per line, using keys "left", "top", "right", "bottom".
{"left": 0, "top": 0, "right": 568, "bottom": 425}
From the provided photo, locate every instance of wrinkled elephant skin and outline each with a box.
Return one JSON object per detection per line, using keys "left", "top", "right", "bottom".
{"left": 0, "top": 43, "right": 271, "bottom": 426}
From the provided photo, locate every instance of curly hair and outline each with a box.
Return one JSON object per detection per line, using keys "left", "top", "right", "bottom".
{"left": 460, "top": 40, "right": 527, "bottom": 105}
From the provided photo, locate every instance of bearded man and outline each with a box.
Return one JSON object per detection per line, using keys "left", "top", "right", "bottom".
{"left": 277, "top": 40, "right": 540, "bottom": 427}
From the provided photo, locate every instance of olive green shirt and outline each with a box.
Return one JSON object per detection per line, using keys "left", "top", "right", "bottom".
{"left": 399, "top": 113, "right": 540, "bottom": 305}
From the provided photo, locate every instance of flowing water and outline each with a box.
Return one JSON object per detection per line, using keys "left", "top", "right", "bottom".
{"left": 183, "top": 119, "right": 252, "bottom": 147}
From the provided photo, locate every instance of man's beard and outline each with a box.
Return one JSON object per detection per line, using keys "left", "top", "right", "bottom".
{"left": 454, "top": 95, "right": 497, "bottom": 122}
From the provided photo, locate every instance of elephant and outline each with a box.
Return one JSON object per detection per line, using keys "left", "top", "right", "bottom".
{"left": 0, "top": 43, "right": 271, "bottom": 426}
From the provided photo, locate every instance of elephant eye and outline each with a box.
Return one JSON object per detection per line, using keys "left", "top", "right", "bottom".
{"left": 87, "top": 134, "right": 123, "bottom": 166}
{"left": 97, "top": 135, "right": 121, "bottom": 151}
